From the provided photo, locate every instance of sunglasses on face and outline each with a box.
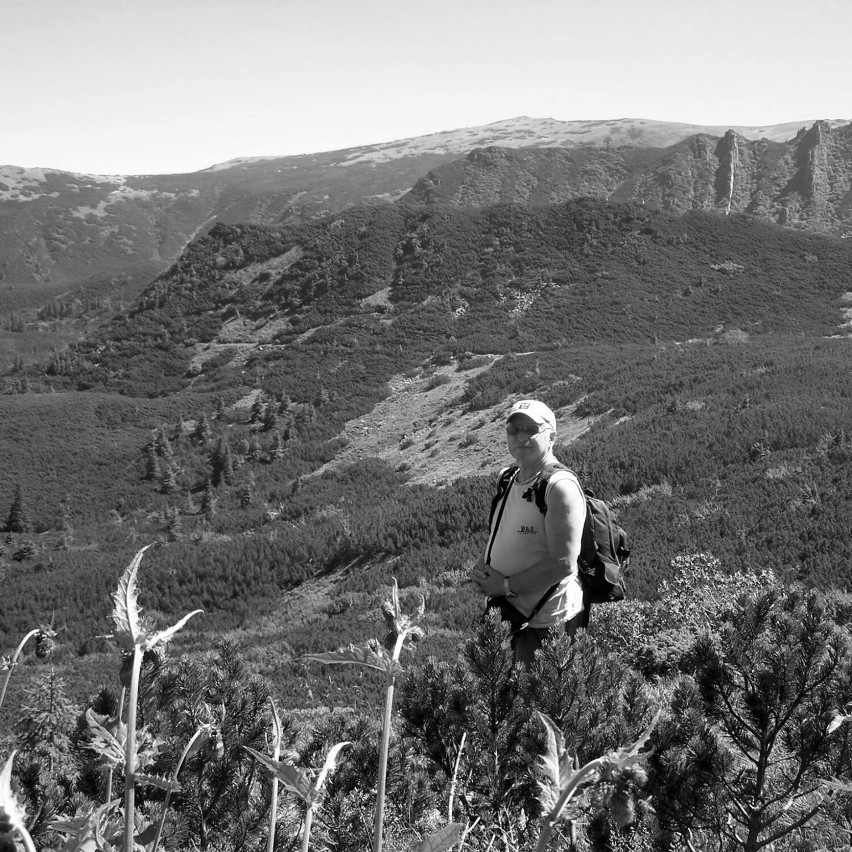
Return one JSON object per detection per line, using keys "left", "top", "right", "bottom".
{"left": 506, "top": 423, "right": 547, "bottom": 438}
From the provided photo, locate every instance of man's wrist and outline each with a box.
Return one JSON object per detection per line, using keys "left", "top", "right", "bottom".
{"left": 503, "top": 575, "right": 516, "bottom": 597}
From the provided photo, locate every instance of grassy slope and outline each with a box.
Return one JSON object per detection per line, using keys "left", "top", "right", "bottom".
{"left": 0, "top": 392, "right": 189, "bottom": 527}
{"left": 2, "top": 199, "right": 852, "bottom": 709}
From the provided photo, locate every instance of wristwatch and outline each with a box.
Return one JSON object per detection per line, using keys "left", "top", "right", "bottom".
{"left": 503, "top": 576, "right": 516, "bottom": 597}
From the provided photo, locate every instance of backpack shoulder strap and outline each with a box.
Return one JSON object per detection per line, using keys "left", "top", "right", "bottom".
{"left": 489, "top": 465, "right": 518, "bottom": 526}
{"left": 530, "top": 462, "right": 571, "bottom": 515}
{"left": 486, "top": 466, "right": 517, "bottom": 566}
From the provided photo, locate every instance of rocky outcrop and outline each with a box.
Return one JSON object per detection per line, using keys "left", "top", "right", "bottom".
{"left": 405, "top": 122, "right": 852, "bottom": 237}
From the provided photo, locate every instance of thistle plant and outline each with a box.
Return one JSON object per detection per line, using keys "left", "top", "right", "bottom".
{"left": 0, "top": 623, "right": 57, "bottom": 716}
{"left": 149, "top": 704, "right": 225, "bottom": 852}
{"left": 0, "top": 751, "right": 37, "bottom": 852}
{"left": 533, "top": 709, "right": 658, "bottom": 851}
{"left": 51, "top": 799, "right": 126, "bottom": 852}
{"left": 446, "top": 731, "right": 467, "bottom": 824}
{"left": 245, "top": 738, "right": 351, "bottom": 852}
{"left": 304, "top": 579, "right": 463, "bottom": 852}
{"left": 108, "top": 544, "right": 202, "bottom": 852}
{"left": 262, "top": 697, "right": 283, "bottom": 852}
{"left": 96, "top": 688, "right": 126, "bottom": 804}
{"left": 84, "top": 705, "right": 131, "bottom": 802}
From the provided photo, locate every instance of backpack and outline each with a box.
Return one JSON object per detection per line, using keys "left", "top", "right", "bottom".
{"left": 489, "top": 463, "right": 630, "bottom": 605}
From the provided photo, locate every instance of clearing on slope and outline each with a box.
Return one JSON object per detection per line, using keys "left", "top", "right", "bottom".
{"left": 312, "top": 357, "right": 598, "bottom": 487}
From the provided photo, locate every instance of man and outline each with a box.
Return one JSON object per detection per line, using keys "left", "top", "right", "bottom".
{"left": 469, "top": 400, "right": 586, "bottom": 665}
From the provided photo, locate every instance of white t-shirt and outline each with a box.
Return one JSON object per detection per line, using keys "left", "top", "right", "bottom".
{"left": 486, "top": 468, "right": 584, "bottom": 627}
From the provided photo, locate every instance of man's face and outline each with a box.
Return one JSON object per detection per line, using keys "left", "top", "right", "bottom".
{"left": 506, "top": 413, "right": 552, "bottom": 464}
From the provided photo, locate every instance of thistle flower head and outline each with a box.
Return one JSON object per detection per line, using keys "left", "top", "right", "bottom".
{"left": 583, "top": 728, "right": 654, "bottom": 828}
{"left": 597, "top": 756, "right": 648, "bottom": 788}
{"left": 609, "top": 789, "right": 637, "bottom": 829}
{"left": 586, "top": 760, "right": 647, "bottom": 828}
{"left": 184, "top": 703, "right": 227, "bottom": 762}
{"left": 204, "top": 729, "right": 225, "bottom": 761}
{"left": 380, "top": 579, "right": 426, "bottom": 652}
{"left": 119, "top": 642, "right": 166, "bottom": 688}
{"left": 34, "top": 625, "right": 58, "bottom": 659}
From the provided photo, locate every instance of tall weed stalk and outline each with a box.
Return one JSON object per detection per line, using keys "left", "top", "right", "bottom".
{"left": 245, "top": 739, "right": 351, "bottom": 852}
{"left": 149, "top": 721, "right": 211, "bottom": 852}
{"left": 109, "top": 544, "right": 202, "bottom": 852}
{"left": 265, "top": 697, "right": 283, "bottom": 852}
{"left": 305, "top": 579, "right": 462, "bottom": 852}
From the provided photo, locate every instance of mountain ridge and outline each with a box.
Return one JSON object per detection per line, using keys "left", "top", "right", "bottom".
{"left": 2, "top": 117, "right": 849, "bottom": 297}
{"left": 7, "top": 116, "right": 850, "bottom": 178}
{"left": 404, "top": 121, "right": 852, "bottom": 235}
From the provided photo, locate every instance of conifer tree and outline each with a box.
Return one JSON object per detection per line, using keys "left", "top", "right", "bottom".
{"left": 531, "top": 631, "right": 656, "bottom": 764}
{"left": 210, "top": 438, "right": 234, "bottom": 487}
{"left": 143, "top": 442, "right": 160, "bottom": 481}
{"left": 166, "top": 505, "right": 182, "bottom": 541}
{"left": 201, "top": 480, "right": 217, "bottom": 521}
{"left": 148, "top": 641, "right": 273, "bottom": 849}
{"left": 192, "top": 413, "right": 211, "bottom": 444}
{"left": 14, "top": 670, "right": 80, "bottom": 841}
{"left": 15, "top": 670, "right": 78, "bottom": 760}
{"left": 401, "top": 611, "right": 535, "bottom": 823}
{"left": 247, "top": 434, "right": 262, "bottom": 462}
{"left": 250, "top": 392, "right": 266, "bottom": 425}
{"left": 270, "top": 429, "right": 286, "bottom": 461}
{"left": 313, "top": 383, "right": 330, "bottom": 409}
{"left": 261, "top": 405, "right": 278, "bottom": 433}
{"left": 6, "top": 483, "right": 32, "bottom": 533}
{"left": 160, "top": 463, "right": 179, "bottom": 495}
{"left": 154, "top": 426, "right": 175, "bottom": 465}
{"left": 651, "top": 587, "right": 852, "bottom": 851}
{"left": 183, "top": 489, "right": 199, "bottom": 515}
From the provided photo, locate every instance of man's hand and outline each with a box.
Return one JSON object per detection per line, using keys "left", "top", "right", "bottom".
{"left": 470, "top": 564, "right": 506, "bottom": 597}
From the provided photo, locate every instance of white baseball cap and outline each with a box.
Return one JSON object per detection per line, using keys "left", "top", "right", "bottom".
{"left": 506, "top": 400, "right": 556, "bottom": 431}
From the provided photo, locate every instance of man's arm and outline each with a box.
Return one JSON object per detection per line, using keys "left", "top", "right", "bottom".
{"left": 471, "top": 475, "right": 585, "bottom": 598}
{"left": 467, "top": 538, "right": 490, "bottom": 588}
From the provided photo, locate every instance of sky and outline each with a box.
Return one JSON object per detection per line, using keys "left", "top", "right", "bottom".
{"left": 3, "top": 0, "right": 850, "bottom": 176}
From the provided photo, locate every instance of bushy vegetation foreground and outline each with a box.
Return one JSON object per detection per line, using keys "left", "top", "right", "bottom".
{"left": 3, "top": 550, "right": 852, "bottom": 852}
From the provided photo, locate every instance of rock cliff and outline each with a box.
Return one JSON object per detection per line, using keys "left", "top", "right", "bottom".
{"left": 405, "top": 121, "right": 852, "bottom": 236}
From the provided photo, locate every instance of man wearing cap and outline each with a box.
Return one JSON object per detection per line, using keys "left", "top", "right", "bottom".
{"left": 469, "top": 400, "right": 586, "bottom": 665}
